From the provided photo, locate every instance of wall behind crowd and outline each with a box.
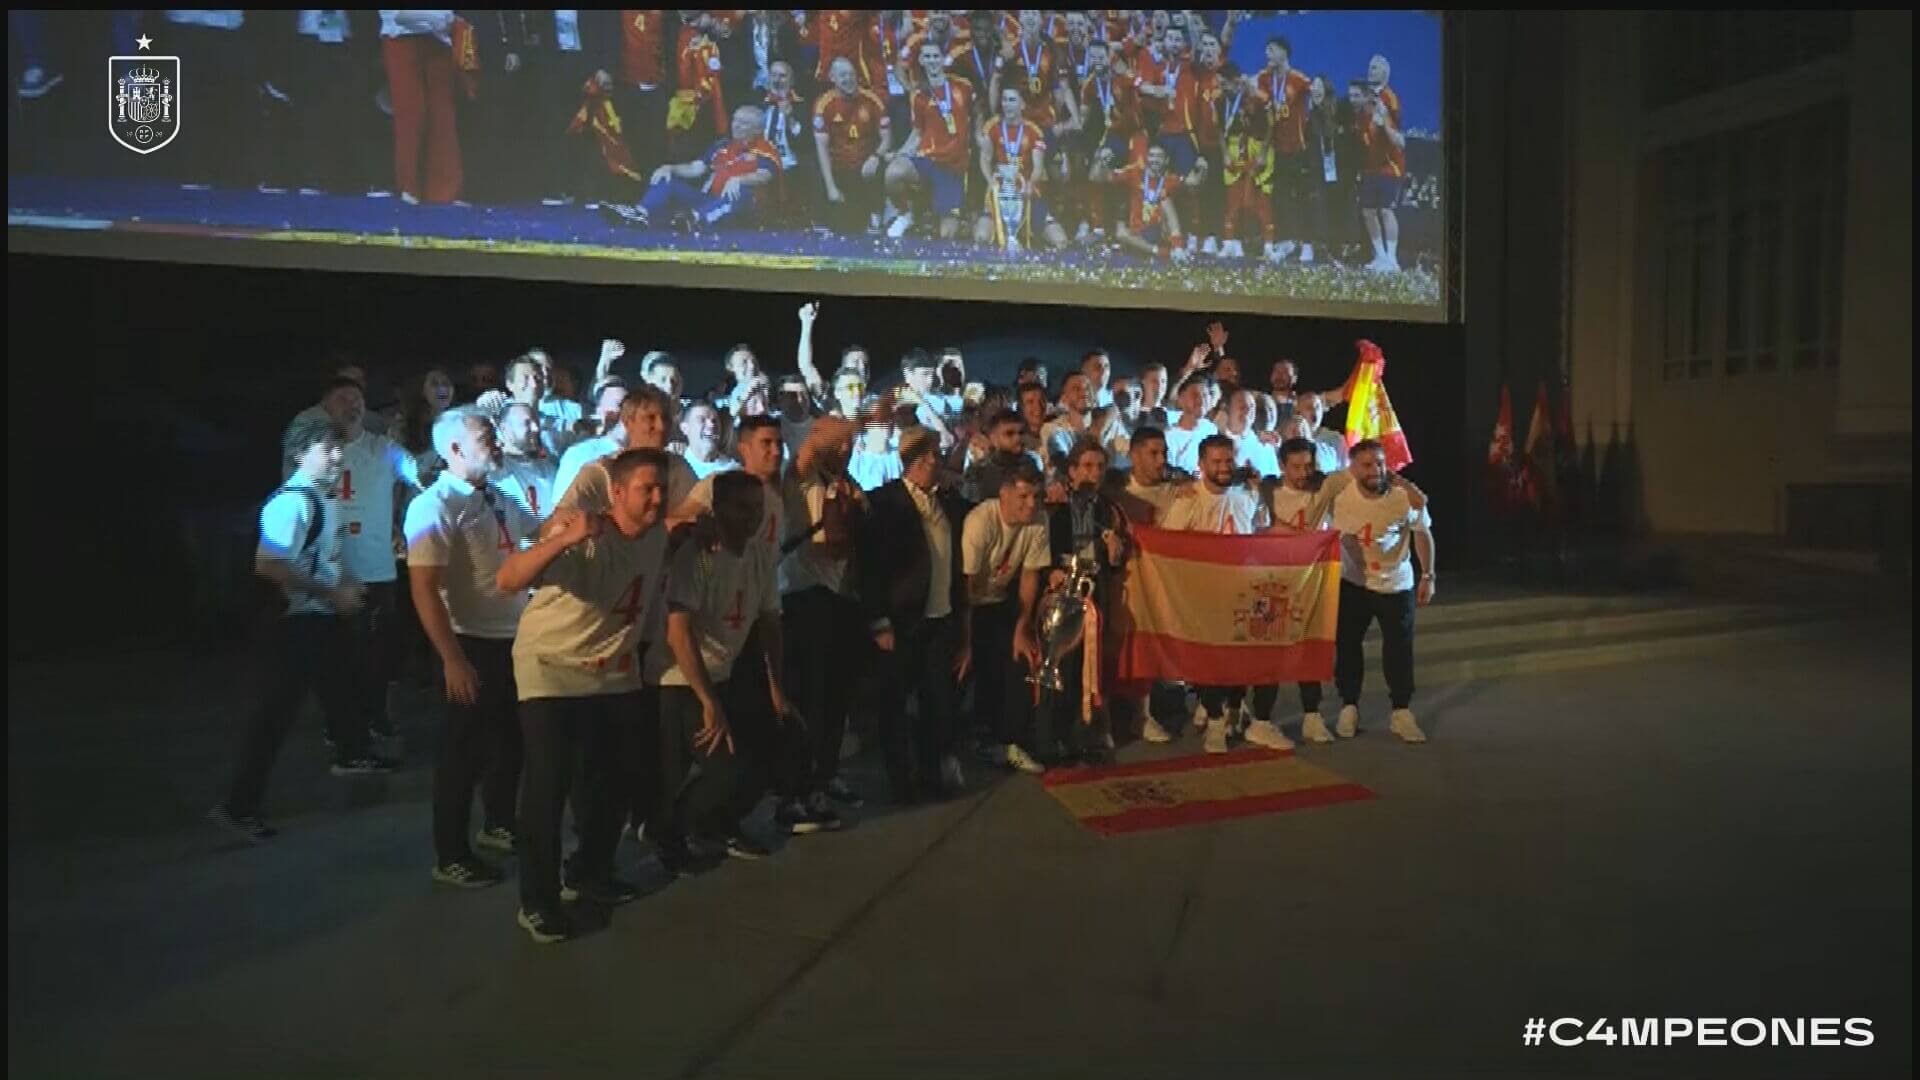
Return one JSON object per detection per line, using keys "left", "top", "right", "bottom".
{"left": 5, "top": 253, "right": 1468, "bottom": 655}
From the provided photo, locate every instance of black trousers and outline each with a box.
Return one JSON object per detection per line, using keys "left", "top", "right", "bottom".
{"left": 516, "top": 692, "right": 635, "bottom": 912}
{"left": 784, "top": 587, "right": 863, "bottom": 792}
{"left": 168, "top": 23, "right": 251, "bottom": 187}
{"left": 1244, "top": 681, "right": 1324, "bottom": 722}
{"left": 1335, "top": 581, "right": 1417, "bottom": 710}
{"left": 430, "top": 636, "right": 521, "bottom": 864}
{"left": 225, "top": 613, "right": 369, "bottom": 817}
{"left": 655, "top": 684, "right": 747, "bottom": 846}
{"left": 1272, "top": 149, "right": 1325, "bottom": 244}
{"left": 346, "top": 580, "right": 402, "bottom": 735}
{"left": 823, "top": 159, "right": 880, "bottom": 234}
{"left": 877, "top": 615, "right": 960, "bottom": 794}
{"left": 723, "top": 629, "right": 809, "bottom": 812}
{"left": 968, "top": 596, "right": 1031, "bottom": 747}
{"left": 1196, "top": 685, "right": 1246, "bottom": 721}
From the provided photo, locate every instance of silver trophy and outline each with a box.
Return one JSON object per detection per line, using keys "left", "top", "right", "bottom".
{"left": 993, "top": 162, "right": 1027, "bottom": 253}
{"left": 1029, "top": 553, "right": 1100, "bottom": 692}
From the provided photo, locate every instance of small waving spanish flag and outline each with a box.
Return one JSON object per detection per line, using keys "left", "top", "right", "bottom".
{"left": 1115, "top": 526, "right": 1341, "bottom": 688}
{"left": 1340, "top": 339, "right": 1413, "bottom": 472}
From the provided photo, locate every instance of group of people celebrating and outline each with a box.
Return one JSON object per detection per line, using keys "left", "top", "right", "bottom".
{"left": 210, "top": 301, "right": 1436, "bottom": 946}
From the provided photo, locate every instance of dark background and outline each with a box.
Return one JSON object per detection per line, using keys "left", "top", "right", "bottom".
{"left": 5, "top": 251, "right": 1469, "bottom": 655}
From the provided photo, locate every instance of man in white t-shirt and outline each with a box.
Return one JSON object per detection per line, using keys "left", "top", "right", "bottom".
{"left": 778, "top": 416, "right": 870, "bottom": 820}
{"left": 649, "top": 470, "right": 792, "bottom": 864}
{"left": 1265, "top": 435, "right": 1430, "bottom": 744}
{"left": 319, "top": 377, "right": 426, "bottom": 749}
{"left": 505, "top": 353, "right": 576, "bottom": 460}
{"left": 1218, "top": 387, "right": 1280, "bottom": 478}
{"left": 556, "top": 386, "right": 699, "bottom": 525}
{"left": 681, "top": 401, "right": 740, "bottom": 480}
{"left": 494, "top": 402, "right": 558, "bottom": 523}
{"left": 1042, "top": 371, "right": 1128, "bottom": 475}
{"left": 212, "top": 417, "right": 391, "bottom": 847}
{"left": 496, "top": 449, "right": 672, "bottom": 944}
{"left": 1104, "top": 425, "right": 1188, "bottom": 744}
{"left": 1329, "top": 439, "right": 1436, "bottom": 744}
{"left": 1163, "top": 373, "right": 1219, "bottom": 477}
{"left": 553, "top": 381, "right": 629, "bottom": 501}
{"left": 1082, "top": 349, "right": 1117, "bottom": 410}
{"left": 1296, "top": 391, "right": 1349, "bottom": 474}
{"left": 531, "top": 348, "right": 586, "bottom": 445}
{"left": 1162, "top": 435, "right": 1280, "bottom": 754}
{"left": 404, "top": 408, "right": 538, "bottom": 889}
{"left": 961, "top": 458, "right": 1051, "bottom": 775}
{"left": 682, "top": 416, "right": 832, "bottom": 837}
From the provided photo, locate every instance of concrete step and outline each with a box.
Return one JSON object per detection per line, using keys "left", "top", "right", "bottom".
{"left": 1397, "top": 602, "right": 1787, "bottom": 655}
{"left": 1410, "top": 616, "right": 1843, "bottom": 686}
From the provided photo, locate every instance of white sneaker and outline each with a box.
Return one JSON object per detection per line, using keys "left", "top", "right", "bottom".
{"left": 1203, "top": 718, "right": 1230, "bottom": 754}
{"left": 1299, "top": 243, "right": 1314, "bottom": 264}
{"left": 887, "top": 211, "right": 914, "bottom": 239}
{"left": 1141, "top": 717, "right": 1173, "bottom": 744}
{"left": 1264, "top": 241, "right": 1281, "bottom": 264}
{"left": 1276, "top": 240, "right": 1297, "bottom": 258}
{"left": 1336, "top": 705, "right": 1360, "bottom": 739}
{"left": 1367, "top": 256, "right": 1398, "bottom": 274}
{"left": 1201, "top": 235, "right": 1219, "bottom": 256}
{"left": 1390, "top": 708, "right": 1427, "bottom": 744}
{"left": 1301, "top": 711, "right": 1334, "bottom": 744}
{"left": 1185, "top": 234, "right": 1199, "bottom": 253}
{"left": 1074, "top": 221, "right": 1091, "bottom": 242}
{"left": 1005, "top": 744, "right": 1047, "bottom": 775}
{"left": 1191, "top": 703, "right": 1210, "bottom": 736}
{"left": 1226, "top": 239, "right": 1246, "bottom": 258}
{"left": 1243, "top": 719, "right": 1294, "bottom": 751}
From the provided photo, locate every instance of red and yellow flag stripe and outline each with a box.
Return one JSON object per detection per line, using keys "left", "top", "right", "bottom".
{"left": 1117, "top": 526, "right": 1340, "bottom": 687}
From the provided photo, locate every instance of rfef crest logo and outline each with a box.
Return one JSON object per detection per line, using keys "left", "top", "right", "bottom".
{"left": 109, "top": 51, "right": 180, "bottom": 154}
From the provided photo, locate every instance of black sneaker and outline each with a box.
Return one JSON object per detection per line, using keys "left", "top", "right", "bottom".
{"left": 805, "top": 792, "right": 847, "bottom": 831}
{"left": 724, "top": 831, "right": 773, "bottom": 861}
{"left": 330, "top": 757, "right": 395, "bottom": 776}
{"left": 825, "top": 776, "right": 865, "bottom": 809}
{"left": 474, "top": 826, "right": 516, "bottom": 854}
{"left": 561, "top": 875, "right": 640, "bottom": 906}
{"left": 775, "top": 800, "right": 827, "bottom": 836}
{"left": 516, "top": 906, "right": 572, "bottom": 945}
{"left": 432, "top": 857, "right": 503, "bottom": 889}
{"left": 208, "top": 805, "right": 277, "bottom": 844}
{"left": 655, "top": 841, "right": 718, "bottom": 878}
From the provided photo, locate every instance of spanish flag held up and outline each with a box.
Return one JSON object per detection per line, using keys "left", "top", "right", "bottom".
{"left": 1116, "top": 526, "right": 1341, "bottom": 687}
{"left": 1340, "top": 339, "right": 1413, "bottom": 472}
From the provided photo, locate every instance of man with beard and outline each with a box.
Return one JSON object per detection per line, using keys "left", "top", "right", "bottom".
{"left": 1266, "top": 436, "right": 1427, "bottom": 745}
{"left": 1104, "top": 425, "right": 1187, "bottom": 744}
{"left": 1329, "top": 439, "right": 1435, "bottom": 743}
{"left": 495, "top": 401, "right": 558, "bottom": 524}
{"left": 961, "top": 458, "right": 1051, "bottom": 775}
{"left": 496, "top": 449, "right": 672, "bottom": 943}
{"left": 856, "top": 428, "right": 972, "bottom": 802}
{"left": 1089, "top": 142, "right": 1198, "bottom": 263}
{"left": 964, "top": 407, "right": 1045, "bottom": 503}
{"left": 1161, "top": 435, "right": 1275, "bottom": 754}
{"left": 1039, "top": 438, "right": 1128, "bottom": 765}
{"left": 405, "top": 408, "right": 539, "bottom": 888}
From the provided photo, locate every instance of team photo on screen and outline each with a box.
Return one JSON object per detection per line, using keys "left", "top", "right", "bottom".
{"left": 7, "top": 10, "right": 1444, "bottom": 316}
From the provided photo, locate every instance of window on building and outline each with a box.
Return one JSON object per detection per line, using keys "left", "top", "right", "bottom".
{"left": 1655, "top": 104, "right": 1846, "bottom": 382}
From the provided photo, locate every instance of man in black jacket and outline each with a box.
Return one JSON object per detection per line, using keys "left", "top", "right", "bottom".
{"left": 465, "top": 10, "right": 620, "bottom": 205}
{"left": 1042, "top": 436, "right": 1129, "bottom": 765}
{"left": 856, "top": 426, "right": 973, "bottom": 802}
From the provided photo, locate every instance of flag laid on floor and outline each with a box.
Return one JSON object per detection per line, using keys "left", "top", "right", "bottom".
{"left": 1115, "top": 526, "right": 1340, "bottom": 687}
{"left": 1339, "top": 339, "right": 1413, "bottom": 471}
{"left": 1042, "top": 748, "right": 1375, "bottom": 835}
